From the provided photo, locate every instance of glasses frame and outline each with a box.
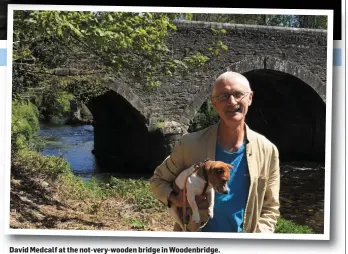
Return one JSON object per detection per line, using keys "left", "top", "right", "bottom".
{"left": 211, "top": 91, "right": 251, "bottom": 103}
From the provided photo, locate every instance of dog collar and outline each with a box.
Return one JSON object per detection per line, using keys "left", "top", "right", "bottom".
{"left": 195, "top": 158, "right": 210, "bottom": 195}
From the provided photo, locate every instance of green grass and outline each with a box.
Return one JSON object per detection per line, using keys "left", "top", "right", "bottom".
{"left": 108, "top": 177, "right": 166, "bottom": 212}
{"left": 275, "top": 217, "right": 314, "bottom": 234}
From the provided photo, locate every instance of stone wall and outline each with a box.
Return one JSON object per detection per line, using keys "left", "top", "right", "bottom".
{"left": 93, "top": 21, "right": 327, "bottom": 171}
{"left": 114, "top": 20, "right": 327, "bottom": 129}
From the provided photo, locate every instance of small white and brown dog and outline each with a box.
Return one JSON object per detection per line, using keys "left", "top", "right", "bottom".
{"left": 169, "top": 159, "right": 233, "bottom": 231}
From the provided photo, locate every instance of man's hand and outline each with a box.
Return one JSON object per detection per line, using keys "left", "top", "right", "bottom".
{"left": 168, "top": 190, "right": 209, "bottom": 209}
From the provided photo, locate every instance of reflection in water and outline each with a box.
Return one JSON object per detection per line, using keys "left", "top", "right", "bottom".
{"left": 37, "top": 123, "right": 98, "bottom": 181}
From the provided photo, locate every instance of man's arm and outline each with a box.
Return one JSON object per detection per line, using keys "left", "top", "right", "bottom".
{"left": 256, "top": 145, "right": 280, "bottom": 233}
{"left": 149, "top": 137, "right": 186, "bottom": 207}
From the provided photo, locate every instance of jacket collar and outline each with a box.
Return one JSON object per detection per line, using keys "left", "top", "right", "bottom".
{"left": 206, "top": 120, "right": 256, "bottom": 160}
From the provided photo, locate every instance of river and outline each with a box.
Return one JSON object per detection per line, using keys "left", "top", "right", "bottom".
{"left": 37, "top": 122, "right": 101, "bottom": 181}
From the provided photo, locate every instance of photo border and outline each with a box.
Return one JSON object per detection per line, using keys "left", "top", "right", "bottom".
{"left": 4, "top": 4, "right": 334, "bottom": 241}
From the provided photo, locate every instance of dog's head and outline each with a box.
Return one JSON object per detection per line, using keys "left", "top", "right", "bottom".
{"left": 203, "top": 160, "right": 233, "bottom": 194}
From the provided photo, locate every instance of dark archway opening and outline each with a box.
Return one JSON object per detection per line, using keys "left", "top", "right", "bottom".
{"left": 244, "top": 69, "right": 326, "bottom": 162}
{"left": 86, "top": 91, "right": 166, "bottom": 175}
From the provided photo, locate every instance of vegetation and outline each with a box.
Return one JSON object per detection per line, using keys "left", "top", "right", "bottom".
{"left": 10, "top": 101, "right": 316, "bottom": 233}
{"left": 10, "top": 11, "right": 324, "bottom": 233}
{"left": 275, "top": 218, "right": 313, "bottom": 234}
{"left": 187, "top": 14, "right": 328, "bottom": 29}
{"left": 188, "top": 100, "right": 219, "bottom": 133}
{"left": 12, "top": 11, "right": 215, "bottom": 106}
{"left": 11, "top": 100, "right": 40, "bottom": 152}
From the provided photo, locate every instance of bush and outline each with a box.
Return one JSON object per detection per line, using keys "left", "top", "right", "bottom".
{"left": 13, "top": 148, "right": 72, "bottom": 179}
{"left": 39, "top": 91, "right": 74, "bottom": 122}
{"left": 11, "top": 100, "right": 40, "bottom": 151}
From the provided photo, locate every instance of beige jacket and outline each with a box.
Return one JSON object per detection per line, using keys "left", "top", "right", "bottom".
{"left": 149, "top": 122, "right": 280, "bottom": 233}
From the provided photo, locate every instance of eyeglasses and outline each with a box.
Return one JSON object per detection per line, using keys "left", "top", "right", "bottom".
{"left": 211, "top": 91, "right": 250, "bottom": 102}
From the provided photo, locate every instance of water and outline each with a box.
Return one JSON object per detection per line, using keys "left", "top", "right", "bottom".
{"left": 36, "top": 122, "right": 325, "bottom": 232}
{"left": 37, "top": 122, "right": 99, "bottom": 181}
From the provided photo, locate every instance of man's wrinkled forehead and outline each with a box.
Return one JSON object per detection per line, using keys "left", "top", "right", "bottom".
{"left": 212, "top": 73, "right": 251, "bottom": 95}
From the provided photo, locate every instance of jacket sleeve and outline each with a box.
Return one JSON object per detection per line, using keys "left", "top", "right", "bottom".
{"left": 256, "top": 144, "right": 280, "bottom": 233}
{"left": 149, "top": 136, "right": 186, "bottom": 207}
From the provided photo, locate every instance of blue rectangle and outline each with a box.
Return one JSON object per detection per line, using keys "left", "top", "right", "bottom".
{"left": 333, "top": 48, "right": 342, "bottom": 66}
{"left": 0, "top": 48, "right": 6, "bottom": 66}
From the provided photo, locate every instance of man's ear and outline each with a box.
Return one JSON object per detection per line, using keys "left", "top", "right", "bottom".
{"left": 248, "top": 91, "right": 254, "bottom": 106}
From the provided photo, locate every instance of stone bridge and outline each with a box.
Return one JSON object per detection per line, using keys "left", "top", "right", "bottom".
{"left": 85, "top": 20, "right": 327, "bottom": 173}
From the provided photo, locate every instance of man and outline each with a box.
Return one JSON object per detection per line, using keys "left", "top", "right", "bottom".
{"left": 149, "top": 71, "right": 280, "bottom": 233}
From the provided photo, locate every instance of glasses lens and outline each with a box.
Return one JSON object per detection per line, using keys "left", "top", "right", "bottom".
{"left": 219, "top": 94, "right": 229, "bottom": 101}
{"left": 233, "top": 91, "right": 245, "bottom": 99}
{"left": 215, "top": 91, "right": 248, "bottom": 102}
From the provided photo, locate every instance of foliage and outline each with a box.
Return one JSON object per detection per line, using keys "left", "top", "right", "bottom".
{"left": 12, "top": 147, "right": 72, "bottom": 180}
{"left": 12, "top": 10, "right": 215, "bottom": 105}
{"left": 187, "top": 13, "right": 327, "bottom": 29}
{"left": 11, "top": 100, "right": 40, "bottom": 152}
{"left": 293, "top": 15, "right": 327, "bottom": 29}
{"left": 275, "top": 217, "right": 314, "bottom": 234}
{"left": 189, "top": 13, "right": 267, "bottom": 25}
{"left": 39, "top": 91, "right": 74, "bottom": 122}
{"left": 188, "top": 100, "right": 220, "bottom": 133}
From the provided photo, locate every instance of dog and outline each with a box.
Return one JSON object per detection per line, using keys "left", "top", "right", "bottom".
{"left": 168, "top": 159, "right": 233, "bottom": 231}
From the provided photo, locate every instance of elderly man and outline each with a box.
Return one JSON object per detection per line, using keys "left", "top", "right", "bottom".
{"left": 149, "top": 71, "right": 280, "bottom": 233}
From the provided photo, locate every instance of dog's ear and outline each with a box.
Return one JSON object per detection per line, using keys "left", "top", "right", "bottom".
{"left": 225, "top": 163, "right": 234, "bottom": 171}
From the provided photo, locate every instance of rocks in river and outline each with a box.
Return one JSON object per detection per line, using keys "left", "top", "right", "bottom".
{"left": 66, "top": 101, "right": 93, "bottom": 126}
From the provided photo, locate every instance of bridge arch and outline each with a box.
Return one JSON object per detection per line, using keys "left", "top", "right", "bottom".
{"left": 107, "top": 80, "right": 151, "bottom": 122}
{"left": 180, "top": 56, "right": 326, "bottom": 126}
{"left": 182, "top": 56, "right": 326, "bottom": 161}
{"left": 85, "top": 81, "right": 167, "bottom": 173}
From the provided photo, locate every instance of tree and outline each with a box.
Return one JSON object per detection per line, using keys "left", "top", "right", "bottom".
{"left": 12, "top": 10, "right": 211, "bottom": 106}
{"left": 187, "top": 13, "right": 327, "bottom": 29}
{"left": 294, "top": 15, "right": 327, "bottom": 29}
{"left": 189, "top": 13, "right": 267, "bottom": 25}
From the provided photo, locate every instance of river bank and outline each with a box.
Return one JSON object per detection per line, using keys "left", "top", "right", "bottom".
{"left": 10, "top": 153, "right": 324, "bottom": 233}
{"left": 9, "top": 119, "right": 325, "bottom": 234}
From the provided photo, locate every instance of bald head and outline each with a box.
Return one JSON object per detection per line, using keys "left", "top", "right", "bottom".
{"left": 212, "top": 71, "right": 251, "bottom": 96}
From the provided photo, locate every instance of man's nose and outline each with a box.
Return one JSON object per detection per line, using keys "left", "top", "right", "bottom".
{"left": 227, "top": 94, "right": 237, "bottom": 104}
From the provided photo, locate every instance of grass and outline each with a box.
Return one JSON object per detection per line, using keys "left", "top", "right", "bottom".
{"left": 57, "top": 175, "right": 315, "bottom": 233}
{"left": 275, "top": 217, "right": 314, "bottom": 234}
{"left": 10, "top": 147, "right": 316, "bottom": 233}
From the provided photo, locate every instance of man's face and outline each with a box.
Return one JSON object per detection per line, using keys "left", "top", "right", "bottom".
{"left": 210, "top": 77, "right": 253, "bottom": 125}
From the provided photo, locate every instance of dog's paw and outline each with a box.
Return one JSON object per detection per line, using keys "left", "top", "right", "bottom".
{"left": 191, "top": 213, "right": 200, "bottom": 223}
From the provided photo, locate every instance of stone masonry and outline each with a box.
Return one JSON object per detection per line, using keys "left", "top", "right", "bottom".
{"left": 89, "top": 20, "right": 327, "bottom": 173}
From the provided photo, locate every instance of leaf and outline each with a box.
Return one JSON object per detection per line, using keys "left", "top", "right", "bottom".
{"left": 172, "top": 59, "right": 188, "bottom": 69}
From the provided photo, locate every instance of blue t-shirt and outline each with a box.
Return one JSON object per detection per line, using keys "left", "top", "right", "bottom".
{"left": 202, "top": 141, "right": 250, "bottom": 232}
